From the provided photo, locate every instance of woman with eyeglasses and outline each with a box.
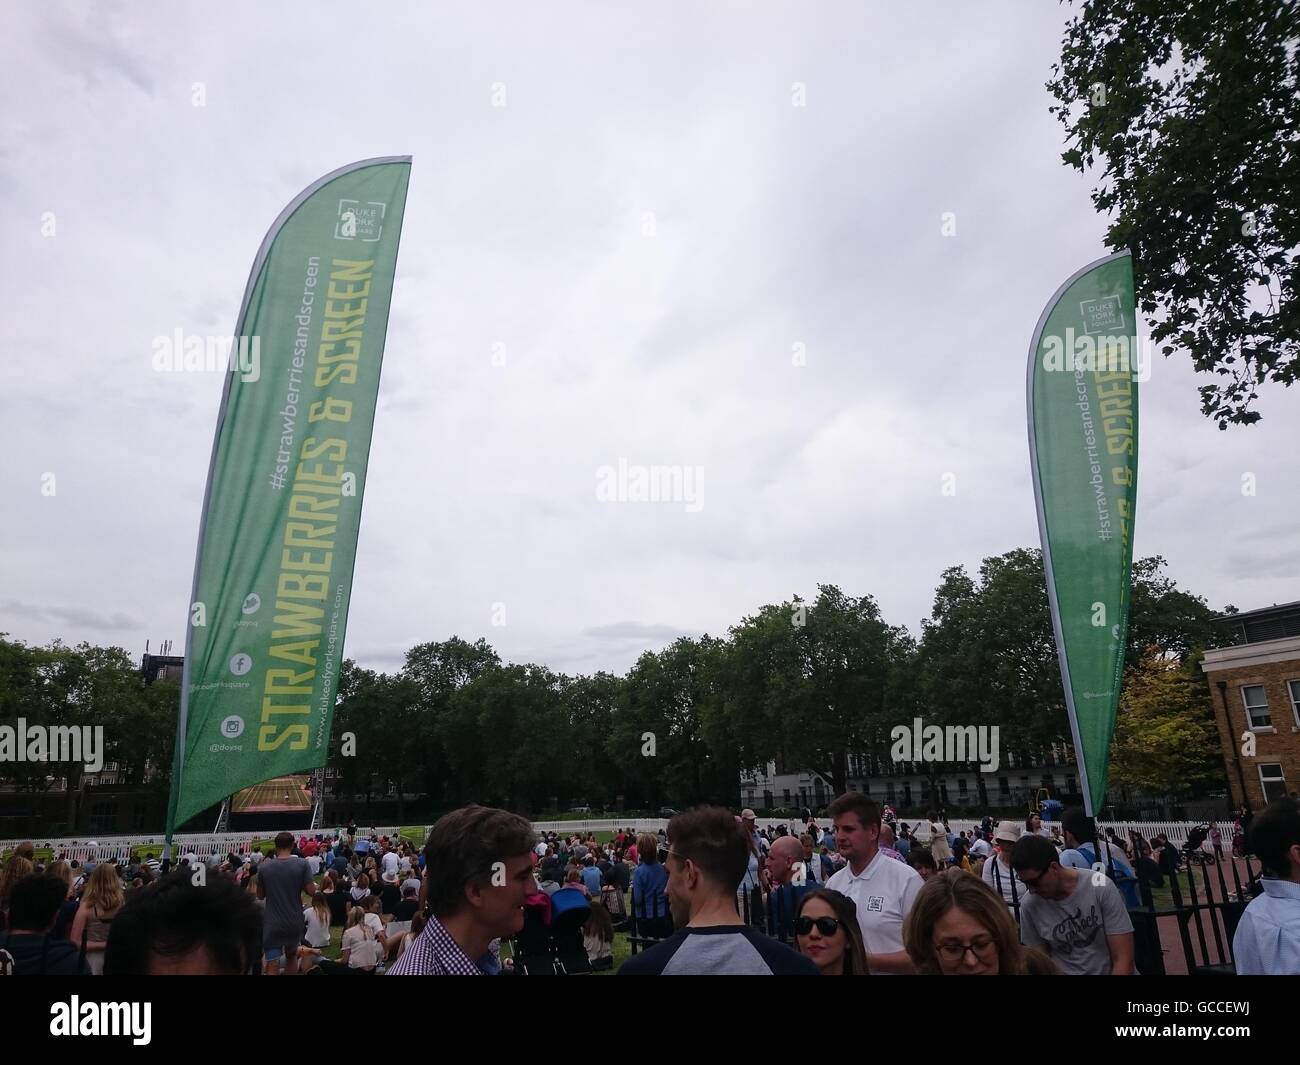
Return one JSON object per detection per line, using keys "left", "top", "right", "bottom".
{"left": 903, "top": 869, "right": 1056, "bottom": 975}
{"left": 792, "top": 889, "right": 869, "bottom": 975}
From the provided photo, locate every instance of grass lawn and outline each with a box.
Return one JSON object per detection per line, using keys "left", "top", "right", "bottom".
{"left": 3, "top": 846, "right": 54, "bottom": 862}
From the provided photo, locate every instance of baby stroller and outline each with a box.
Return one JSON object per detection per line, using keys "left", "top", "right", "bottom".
{"left": 1181, "top": 824, "right": 1214, "bottom": 868}
{"left": 511, "top": 887, "right": 593, "bottom": 975}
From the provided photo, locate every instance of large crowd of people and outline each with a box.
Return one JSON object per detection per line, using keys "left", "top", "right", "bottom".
{"left": 1, "top": 794, "right": 1297, "bottom": 976}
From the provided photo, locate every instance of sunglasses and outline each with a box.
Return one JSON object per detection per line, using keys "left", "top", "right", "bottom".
{"left": 795, "top": 915, "right": 843, "bottom": 937}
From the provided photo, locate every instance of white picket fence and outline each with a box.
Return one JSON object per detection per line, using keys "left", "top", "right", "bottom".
{"left": 3, "top": 815, "right": 1224, "bottom": 864}
{"left": 0, "top": 826, "right": 405, "bottom": 862}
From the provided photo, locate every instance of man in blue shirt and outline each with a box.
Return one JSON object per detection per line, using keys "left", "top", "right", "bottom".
{"left": 580, "top": 855, "right": 603, "bottom": 895}
{"left": 631, "top": 836, "right": 671, "bottom": 939}
{"left": 1233, "top": 796, "right": 1300, "bottom": 975}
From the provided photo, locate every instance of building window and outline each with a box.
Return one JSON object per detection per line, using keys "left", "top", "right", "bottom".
{"left": 903, "top": 783, "right": 912, "bottom": 806}
{"left": 1288, "top": 679, "right": 1300, "bottom": 728}
{"left": 1259, "top": 763, "right": 1287, "bottom": 804}
{"left": 783, "top": 789, "right": 791, "bottom": 806}
{"left": 998, "top": 776, "right": 1010, "bottom": 797}
{"left": 746, "top": 791, "right": 756, "bottom": 807}
{"left": 1242, "top": 684, "right": 1272, "bottom": 729}
{"left": 1066, "top": 774, "right": 1077, "bottom": 794}
{"left": 89, "top": 800, "right": 115, "bottom": 835}
{"left": 958, "top": 779, "right": 968, "bottom": 797}
{"left": 886, "top": 782, "right": 896, "bottom": 803}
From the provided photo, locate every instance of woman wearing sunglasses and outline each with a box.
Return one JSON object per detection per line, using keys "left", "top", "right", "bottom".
{"left": 793, "top": 889, "right": 869, "bottom": 975}
{"left": 903, "top": 869, "right": 1056, "bottom": 975}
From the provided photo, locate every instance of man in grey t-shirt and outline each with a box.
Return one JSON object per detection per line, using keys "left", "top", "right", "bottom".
{"left": 1012, "top": 834, "right": 1133, "bottom": 975}
{"left": 257, "top": 830, "right": 317, "bottom": 974}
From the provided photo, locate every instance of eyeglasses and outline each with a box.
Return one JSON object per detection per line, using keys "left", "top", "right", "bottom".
{"left": 795, "top": 915, "right": 843, "bottom": 937}
{"left": 935, "top": 935, "right": 996, "bottom": 961}
{"left": 1017, "top": 869, "right": 1048, "bottom": 893}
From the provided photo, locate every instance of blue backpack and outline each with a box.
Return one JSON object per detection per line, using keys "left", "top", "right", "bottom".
{"left": 1076, "top": 842, "right": 1140, "bottom": 908}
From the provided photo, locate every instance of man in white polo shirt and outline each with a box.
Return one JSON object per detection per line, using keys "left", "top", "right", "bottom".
{"left": 825, "top": 792, "right": 921, "bottom": 974}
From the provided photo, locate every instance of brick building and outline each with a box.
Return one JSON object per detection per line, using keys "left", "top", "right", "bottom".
{"left": 1201, "top": 601, "right": 1300, "bottom": 811}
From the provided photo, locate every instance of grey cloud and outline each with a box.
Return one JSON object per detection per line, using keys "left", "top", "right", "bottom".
{"left": 46, "top": 14, "right": 157, "bottom": 98}
{"left": 581, "top": 621, "right": 700, "bottom": 642}
{"left": 1, "top": 1, "right": 1296, "bottom": 681}
{"left": 2, "top": 600, "right": 142, "bottom": 632}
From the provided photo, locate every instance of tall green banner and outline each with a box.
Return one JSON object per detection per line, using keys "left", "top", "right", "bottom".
{"left": 1027, "top": 249, "right": 1138, "bottom": 815}
{"left": 165, "top": 158, "right": 411, "bottom": 839}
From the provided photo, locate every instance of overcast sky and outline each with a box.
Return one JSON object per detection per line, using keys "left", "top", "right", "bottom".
{"left": 2, "top": 1, "right": 1297, "bottom": 679}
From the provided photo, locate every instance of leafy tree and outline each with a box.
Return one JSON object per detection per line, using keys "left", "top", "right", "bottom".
{"left": 723, "top": 586, "right": 909, "bottom": 796}
{"left": 1126, "top": 555, "right": 1220, "bottom": 663}
{"left": 917, "top": 550, "right": 1067, "bottom": 808}
{"left": 560, "top": 671, "right": 623, "bottom": 809}
{"left": 400, "top": 638, "right": 500, "bottom": 807}
{"left": 1048, "top": 0, "right": 1299, "bottom": 427}
{"left": 330, "top": 662, "right": 388, "bottom": 808}
{"left": 441, "top": 664, "right": 569, "bottom": 811}
{"left": 916, "top": 549, "right": 1227, "bottom": 806}
{"left": 1110, "top": 649, "right": 1224, "bottom": 795}
{"left": 105, "top": 676, "right": 177, "bottom": 796}
{"left": 0, "top": 636, "right": 53, "bottom": 793}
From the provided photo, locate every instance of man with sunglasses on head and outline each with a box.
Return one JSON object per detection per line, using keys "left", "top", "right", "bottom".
{"left": 1011, "top": 834, "right": 1133, "bottom": 975}
{"left": 619, "top": 807, "right": 819, "bottom": 974}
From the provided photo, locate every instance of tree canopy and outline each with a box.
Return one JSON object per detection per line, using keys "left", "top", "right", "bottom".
{"left": 1048, "top": 0, "right": 1299, "bottom": 427}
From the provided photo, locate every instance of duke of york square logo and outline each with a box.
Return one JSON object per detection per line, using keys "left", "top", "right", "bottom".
{"left": 335, "top": 199, "right": 386, "bottom": 241}
{"left": 1079, "top": 293, "right": 1125, "bottom": 334}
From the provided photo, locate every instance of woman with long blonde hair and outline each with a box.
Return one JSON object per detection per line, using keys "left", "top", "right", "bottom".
{"left": 304, "top": 893, "right": 331, "bottom": 949}
{"left": 69, "top": 862, "right": 125, "bottom": 974}
{"left": 340, "top": 905, "right": 381, "bottom": 972}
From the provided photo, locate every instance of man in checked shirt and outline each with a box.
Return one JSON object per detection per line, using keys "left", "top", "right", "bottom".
{"left": 387, "top": 805, "right": 537, "bottom": 975}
